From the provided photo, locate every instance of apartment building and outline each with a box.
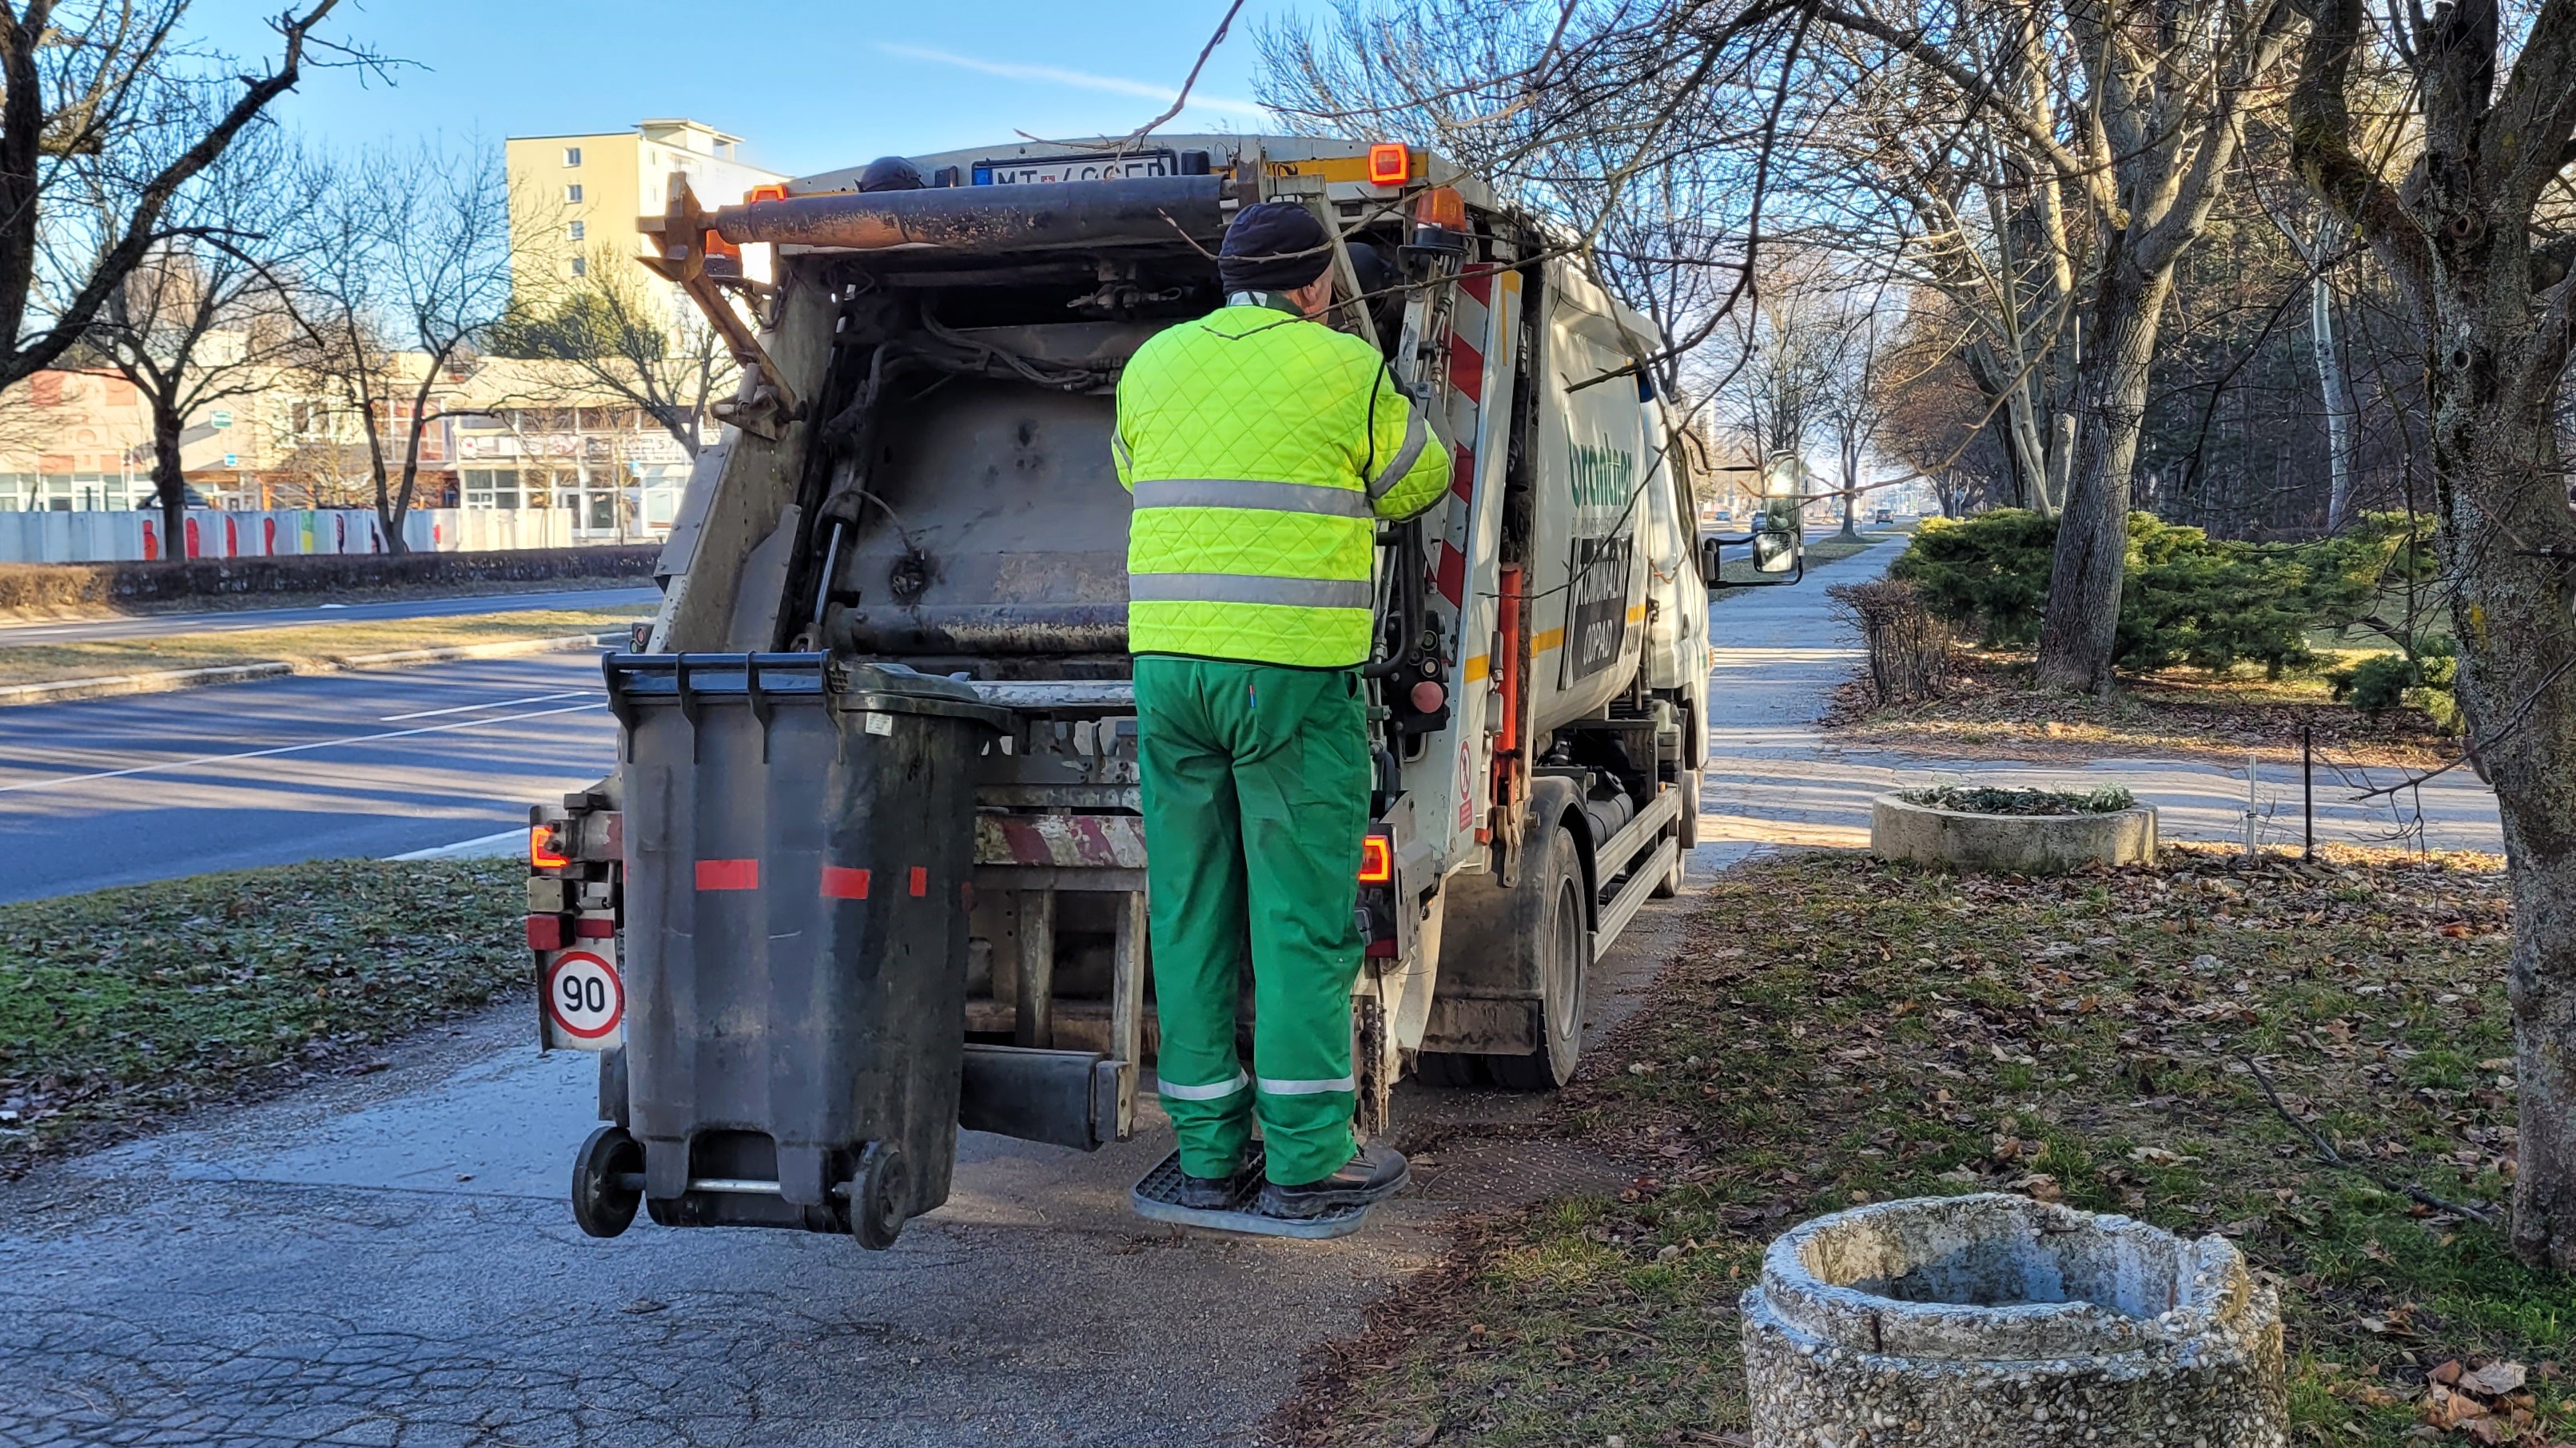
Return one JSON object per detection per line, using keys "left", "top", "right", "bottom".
{"left": 504, "top": 118, "right": 784, "bottom": 308}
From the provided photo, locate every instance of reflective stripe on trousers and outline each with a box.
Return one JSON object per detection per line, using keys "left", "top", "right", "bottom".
{"left": 1159, "top": 1069, "right": 1249, "bottom": 1101}
{"left": 1258, "top": 1075, "right": 1356, "bottom": 1095}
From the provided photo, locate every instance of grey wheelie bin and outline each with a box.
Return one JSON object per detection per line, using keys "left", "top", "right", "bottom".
{"left": 583, "top": 651, "right": 1007, "bottom": 1249}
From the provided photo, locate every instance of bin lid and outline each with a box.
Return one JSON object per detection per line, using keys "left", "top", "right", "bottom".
{"left": 829, "top": 658, "right": 1013, "bottom": 727}
{"left": 603, "top": 652, "right": 1012, "bottom": 730}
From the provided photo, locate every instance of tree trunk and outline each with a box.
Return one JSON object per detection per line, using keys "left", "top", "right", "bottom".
{"left": 1839, "top": 450, "right": 1861, "bottom": 539}
{"left": 2436, "top": 367, "right": 2576, "bottom": 1272}
{"left": 2309, "top": 217, "right": 2359, "bottom": 530}
{"left": 2034, "top": 254, "right": 2168, "bottom": 693}
{"left": 151, "top": 402, "right": 188, "bottom": 563}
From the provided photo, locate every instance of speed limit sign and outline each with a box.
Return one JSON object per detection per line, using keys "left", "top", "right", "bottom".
{"left": 545, "top": 950, "right": 624, "bottom": 1048}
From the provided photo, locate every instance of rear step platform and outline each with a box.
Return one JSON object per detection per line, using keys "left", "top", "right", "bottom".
{"left": 1129, "top": 1147, "right": 1376, "bottom": 1239}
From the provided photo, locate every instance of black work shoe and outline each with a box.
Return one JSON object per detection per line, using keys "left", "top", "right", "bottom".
{"left": 1176, "top": 1164, "right": 1259, "bottom": 1210}
{"left": 1259, "top": 1144, "right": 1411, "bottom": 1219}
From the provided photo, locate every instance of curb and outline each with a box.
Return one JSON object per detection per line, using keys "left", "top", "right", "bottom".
{"left": 0, "top": 631, "right": 623, "bottom": 709}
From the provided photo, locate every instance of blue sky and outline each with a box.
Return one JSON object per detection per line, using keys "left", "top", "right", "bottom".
{"left": 192, "top": 0, "right": 1314, "bottom": 176}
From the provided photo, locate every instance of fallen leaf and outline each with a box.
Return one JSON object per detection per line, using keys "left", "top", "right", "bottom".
{"left": 2010, "top": 1173, "right": 2063, "bottom": 1202}
{"left": 2462, "top": 1362, "right": 2527, "bottom": 1397}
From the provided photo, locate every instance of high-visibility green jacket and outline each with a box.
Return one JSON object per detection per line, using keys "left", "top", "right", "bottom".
{"left": 1114, "top": 299, "right": 1451, "bottom": 667}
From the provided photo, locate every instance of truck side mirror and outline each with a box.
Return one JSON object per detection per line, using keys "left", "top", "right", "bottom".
{"left": 1698, "top": 535, "right": 1725, "bottom": 588}
{"left": 1754, "top": 527, "right": 1800, "bottom": 575}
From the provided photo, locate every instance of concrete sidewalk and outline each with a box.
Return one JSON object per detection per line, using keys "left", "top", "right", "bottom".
{"left": 1696, "top": 536, "right": 2503, "bottom": 855}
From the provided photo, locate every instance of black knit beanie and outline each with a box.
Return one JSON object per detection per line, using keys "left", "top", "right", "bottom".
{"left": 1217, "top": 201, "right": 1332, "bottom": 292}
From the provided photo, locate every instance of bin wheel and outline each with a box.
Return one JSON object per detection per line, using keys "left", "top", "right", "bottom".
{"left": 571, "top": 1125, "right": 643, "bottom": 1239}
{"left": 844, "top": 1143, "right": 910, "bottom": 1251}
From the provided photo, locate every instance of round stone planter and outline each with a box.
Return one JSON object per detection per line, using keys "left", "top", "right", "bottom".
{"left": 1870, "top": 794, "right": 2156, "bottom": 876}
{"left": 1741, "top": 1193, "right": 2286, "bottom": 1448}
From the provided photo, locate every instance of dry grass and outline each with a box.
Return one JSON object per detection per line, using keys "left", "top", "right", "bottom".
{"left": 0, "top": 607, "right": 648, "bottom": 687}
{"left": 1280, "top": 846, "right": 2568, "bottom": 1448}
{"left": 1828, "top": 650, "right": 2461, "bottom": 771}
{"left": 0, "top": 858, "right": 528, "bottom": 1173}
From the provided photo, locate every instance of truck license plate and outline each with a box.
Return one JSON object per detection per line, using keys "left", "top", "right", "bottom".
{"left": 973, "top": 149, "right": 1179, "bottom": 185}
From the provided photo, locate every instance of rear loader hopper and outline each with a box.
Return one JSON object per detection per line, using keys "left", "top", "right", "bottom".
{"left": 524, "top": 133, "right": 1805, "bottom": 1247}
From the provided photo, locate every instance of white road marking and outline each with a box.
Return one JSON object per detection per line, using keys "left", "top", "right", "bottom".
{"left": 381, "top": 690, "right": 594, "bottom": 722}
{"left": 390, "top": 829, "right": 527, "bottom": 861}
{"left": 0, "top": 702, "right": 606, "bottom": 795}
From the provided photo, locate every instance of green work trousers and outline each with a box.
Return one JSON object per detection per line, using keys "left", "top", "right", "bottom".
{"left": 1133, "top": 654, "right": 1372, "bottom": 1187}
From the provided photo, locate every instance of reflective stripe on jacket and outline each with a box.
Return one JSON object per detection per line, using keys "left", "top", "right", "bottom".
{"left": 1113, "top": 301, "right": 1451, "bottom": 667}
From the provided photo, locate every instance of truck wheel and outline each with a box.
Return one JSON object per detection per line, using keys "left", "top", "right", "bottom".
{"left": 571, "top": 1125, "right": 643, "bottom": 1239}
{"left": 1651, "top": 837, "right": 1686, "bottom": 899}
{"left": 1486, "top": 824, "right": 1590, "bottom": 1092}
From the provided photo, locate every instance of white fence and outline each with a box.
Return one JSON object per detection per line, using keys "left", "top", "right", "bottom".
{"left": 0, "top": 507, "right": 635, "bottom": 563}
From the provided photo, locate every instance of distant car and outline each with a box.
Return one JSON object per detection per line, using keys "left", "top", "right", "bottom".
{"left": 1872, "top": 509, "right": 1894, "bottom": 524}
{"left": 132, "top": 486, "right": 213, "bottom": 507}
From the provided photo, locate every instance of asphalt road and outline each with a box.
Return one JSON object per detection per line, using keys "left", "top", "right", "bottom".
{"left": 0, "top": 654, "right": 620, "bottom": 902}
{"left": 0, "top": 586, "right": 660, "bottom": 647}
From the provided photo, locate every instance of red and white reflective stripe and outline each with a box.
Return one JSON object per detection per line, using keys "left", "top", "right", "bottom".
{"left": 1433, "top": 266, "right": 1496, "bottom": 607}
{"left": 822, "top": 865, "right": 871, "bottom": 899}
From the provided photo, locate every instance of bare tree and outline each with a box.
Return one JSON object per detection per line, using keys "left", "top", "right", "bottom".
{"left": 65, "top": 116, "right": 314, "bottom": 551}
{"left": 2290, "top": 0, "right": 2576, "bottom": 1270}
{"left": 1814, "top": 282, "right": 1893, "bottom": 537}
{"left": 282, "top": 140, "right": 512, "bottom": 552}
{"left": 486, "top": 244, "right": 736, "bottom": 458}
{"left": 1810, "top": 0, "right": 2300, "bottom": 692}
{"left": 1, "top": 1, "right": 346, "bottom": 392}
{"left": 1797, "top": 19, "right": 2084, "bottom": 518}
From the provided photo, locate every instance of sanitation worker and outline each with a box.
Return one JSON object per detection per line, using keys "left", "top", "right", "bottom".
{"left": 1112, "top": 201, "right": 1450, "bottom": 1219}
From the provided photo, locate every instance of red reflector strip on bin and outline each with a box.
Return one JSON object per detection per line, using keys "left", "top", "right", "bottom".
{"left": 526, "top": 914, "right": 564, "bottom": 951}
{"left": 822, "top": 866, "right": 871, "bottom": 900}
{"left": 909, "top": 867, "right": 928, "bottom": 897}
{"left": 695, "top": 859, "right": 758, "bottom": 891}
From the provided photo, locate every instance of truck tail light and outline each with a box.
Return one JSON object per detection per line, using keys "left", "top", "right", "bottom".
{"left": 1359, "top": 832, "right": 1394, "bottom": 885}
{"left": 1368, "top": 143, "right": 1411, "bottom": 186}
{"left": 530, "top": 823, "right": 571, "bottom": 870}
{"left": 527, "top": 913, "right": 566, "bottom": 951}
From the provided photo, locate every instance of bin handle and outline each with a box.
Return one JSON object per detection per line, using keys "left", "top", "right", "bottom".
{"left": 745, "top": 653, "right": 774, "bottom": 761}
{"left": 674, "top": 653, "right": 704, "bottom": 762}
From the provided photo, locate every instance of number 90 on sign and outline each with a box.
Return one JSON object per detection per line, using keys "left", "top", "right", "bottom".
{"left": 545, "top": 950, "right": 623, "bottom": 1048}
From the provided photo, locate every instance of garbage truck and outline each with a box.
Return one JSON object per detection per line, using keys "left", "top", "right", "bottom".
{"left": 526, "top": 133, "right": 1804, "bottom": 1247}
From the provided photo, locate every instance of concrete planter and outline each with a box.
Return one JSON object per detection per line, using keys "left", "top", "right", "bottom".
{"left": 1870, "top": 794, "right": 2156, "bottom": 875}
{"left": 1742, "top": 1194, "right": 2286, "bottom": 1447}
